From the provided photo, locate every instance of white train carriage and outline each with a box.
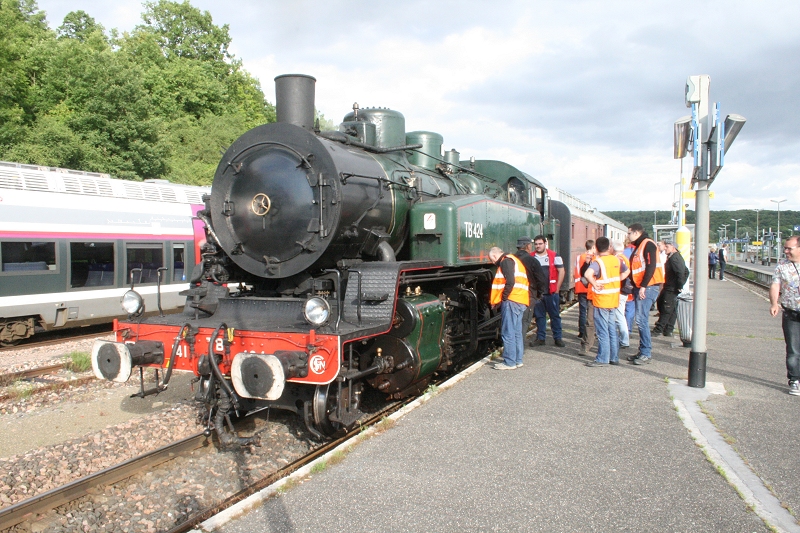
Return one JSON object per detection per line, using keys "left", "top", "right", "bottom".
{"left": 0, "top": 161, "right": 209, "bottom": 345}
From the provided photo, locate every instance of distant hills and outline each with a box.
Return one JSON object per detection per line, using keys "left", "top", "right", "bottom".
{"left": 603, "top": 210, "right": 799, "bottom": 240}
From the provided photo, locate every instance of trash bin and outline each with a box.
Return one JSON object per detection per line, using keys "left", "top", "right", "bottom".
{"left": 677, "top": 292, "right": 693, "bottom": 347}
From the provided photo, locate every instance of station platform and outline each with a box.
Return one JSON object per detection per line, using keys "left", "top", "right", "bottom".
{"left": 209, "top": 279, "right": 800, "bottom": 533}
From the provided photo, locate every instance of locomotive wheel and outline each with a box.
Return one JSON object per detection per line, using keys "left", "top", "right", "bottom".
{"left": 311, "top": 384, "right": 342, "bottom": 437}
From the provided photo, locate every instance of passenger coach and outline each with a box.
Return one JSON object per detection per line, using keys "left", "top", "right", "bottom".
{"left": 0, "top": 161, "right": 208, "bottom": 346}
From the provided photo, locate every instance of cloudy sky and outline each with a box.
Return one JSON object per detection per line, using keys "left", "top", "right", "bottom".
{"left": 34, "top": 0, "right": 800, "bottom": 213}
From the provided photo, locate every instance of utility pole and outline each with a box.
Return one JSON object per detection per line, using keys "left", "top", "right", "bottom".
{"left": 772, "top": 199, "right": 786, "bottom": 249}
{"left": 720, "top": 223, "right": 729, "bottom": 243}
{"left": 731, "top": 218, "right": 741, "bottom": 257}
{"left": 676, "top": 75, "right": 746, "bottom": 388}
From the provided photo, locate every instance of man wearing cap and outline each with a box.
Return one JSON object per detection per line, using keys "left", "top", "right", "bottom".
{"left": 652, "top": 241, "right": 689, "bottom": 337}
{"left": 514, "top": 237, "right": 546, "bottom": 343}
{"left": 489, "top": 246, "right": 529, "bottom": 370}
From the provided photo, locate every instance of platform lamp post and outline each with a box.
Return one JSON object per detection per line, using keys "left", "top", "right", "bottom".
{"left": 754, "top": 209, "right": 761, "bottom": 262}
{"left": 675, "top": 75, "right": 746, "bottom": 389}
{"left": 772, "top": 199, "right": 786, "bottom": 251}
{"left": 731, "top": 218, "right": 741, "bottom": 257}
{"left": 720, "top": 223, "right": 729, "bottom": 243}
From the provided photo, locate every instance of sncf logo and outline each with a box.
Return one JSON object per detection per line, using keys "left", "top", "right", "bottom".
{"left": 309, "top": 355, "right": 326, "bottom": 374}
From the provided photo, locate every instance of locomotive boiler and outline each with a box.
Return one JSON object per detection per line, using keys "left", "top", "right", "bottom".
{"left": 92, "top": 74, "right": 551, "bottom": 443}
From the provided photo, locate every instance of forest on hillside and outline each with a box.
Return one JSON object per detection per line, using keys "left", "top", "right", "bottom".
{"left": 604, "top": 210, "right": 800, "bottom": 242}
{"left": 1, "top": 0, "right": 275, "bottom": 184}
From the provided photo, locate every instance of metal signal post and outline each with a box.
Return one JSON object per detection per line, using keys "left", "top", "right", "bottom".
{"left": 675, "top": 75, "right": 746, "bottom": 388}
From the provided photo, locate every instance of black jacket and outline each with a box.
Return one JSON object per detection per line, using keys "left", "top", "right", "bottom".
{"left": 514, "top": 249, "right": 546, "bottom": 300}
{"left": 664, "top": 252, "right": 689, "bottom": 292}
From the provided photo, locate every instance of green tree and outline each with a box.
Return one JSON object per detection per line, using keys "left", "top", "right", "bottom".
{"left": 57, "top": 10, "right": 104, "bottom": 42}
{"left": 138, "top": 0, "right": 231, "bottom": 64}
{"left": 9, "top": 31, "right": 168, "bottom": 178}
{"left": 0, "top": 0, "right": 53, "bottom": 148}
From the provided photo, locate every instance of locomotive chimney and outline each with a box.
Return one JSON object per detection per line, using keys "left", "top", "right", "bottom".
{"left": 274, "top": 74, "right": 316, "bottom": 131}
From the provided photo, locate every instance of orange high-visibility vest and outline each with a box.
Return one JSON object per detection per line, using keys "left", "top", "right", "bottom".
{"left": 631, "top": 238, "right": 664, "bottom": 286}
{"left": 490, "top": 255, "right": 530, "bottom": 306}
{"left": 574, "top": 253, "right": 589, "bottom": 295}
{"left": 592, "top": 255, "right": 622, "bottom": 309}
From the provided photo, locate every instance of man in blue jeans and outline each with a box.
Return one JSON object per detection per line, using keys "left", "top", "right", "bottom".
{"left": 625, "top": 224, "right": 664, "bottom": 365}
{"left": 488, "top": 247, "right": 530, "bottom": 370}
{"left": 529, "top": 235, "right": 566, "bottom": 348}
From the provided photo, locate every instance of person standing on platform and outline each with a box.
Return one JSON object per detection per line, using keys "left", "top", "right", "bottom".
{"left": 489, "top": 246, "right": 529, "bottom": 370}
{"left": 584, "top": 237, "right": 629, "bottom": 367}
{"left": 652, "top": 241, "right": 689, "bottom": 337}
{"left": 514, "top": 237, "right": 545, "bottom": 344}
{"left": 530, "top": 235, "right": 565, "bottom": 348}
{"left": 626, "top": 223, "right": 663, "bottom": 365}
{"left": 623, "top": 237, "right": 636, "bottom": 332}
{"left": 718, "top": 244, "right": 728, "bottom": 281}
{"left": 769, "top": 236, "right": 800, "bottom": 396}
{"left": 708, "top": 248, "right": 718, "bottom": 279}
{"left": 574, "top": 240, "right": 595, "bottom": 343}
{"left": 612, "top": 239, "right": 632, "bottom": 349}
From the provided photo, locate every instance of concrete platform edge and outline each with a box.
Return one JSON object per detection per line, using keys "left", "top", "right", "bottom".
{"left": 669, "top": 379, "right": 800, "bottom": 533}
{"left": 191, "top": 355, "right": 493, "bottom": 533}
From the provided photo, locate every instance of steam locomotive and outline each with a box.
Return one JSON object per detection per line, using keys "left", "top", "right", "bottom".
{"left": 91, "top": 74, "right": 557, "bottom": 443}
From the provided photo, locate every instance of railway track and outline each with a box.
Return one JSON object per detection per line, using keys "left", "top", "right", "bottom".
{"left": 0, "top": 392, "right": 413, "bottom": 532}
{"left": 724, "top": 264, "right": 771, "bottom": 291}
{"left": 0, "top": 324, "right": 113, "bottom": 353}
{"left": 0, "top": 433, "right": 210, "bottom": 530}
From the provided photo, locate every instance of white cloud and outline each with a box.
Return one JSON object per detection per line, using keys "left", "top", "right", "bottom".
{"left": 32, "top": 0, "right": 800, "bottom": 211}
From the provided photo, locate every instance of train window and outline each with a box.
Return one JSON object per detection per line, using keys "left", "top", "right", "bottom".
{"left": 70, "top": 242, "right": 115, "bottom": 288}
{"left": 126, "top": 243, "right": 164, "bottom": 285}
{"left": 173, "top": 243, "right": 185, "bottom": 282}
{"left": 0, "top": 241, "right": 56, "bottom": 272}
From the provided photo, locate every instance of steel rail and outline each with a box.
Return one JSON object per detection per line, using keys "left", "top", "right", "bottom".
{"left": 0, "top": 432, "right": 210, "bottom": 530}
{"left": 0, "top": 363, "right": 66, "bottom": 384}
{"left": 164, "top": 399, "right": 412, "bottom": 533}
{"left": 0, "top": 326, "right": 113, "bottom": 353}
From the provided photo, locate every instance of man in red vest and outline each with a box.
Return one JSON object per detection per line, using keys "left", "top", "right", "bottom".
{"left": 530, "top": 235, "right": 565, "bottom": 348}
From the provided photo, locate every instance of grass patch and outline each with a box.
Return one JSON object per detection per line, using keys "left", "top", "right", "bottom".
{"left": 9, "top": 381, "right": 34, "bottom": 400}
{"left": 328, "top": 449, "right": 348, "bottom": 466}
{"left": 276, "top": 477, "right": 298, "bottom": 495}
{"left": 425, "top": 384, "right": 440, "bottom": 396}
{"left": 726, "top": 389, "right": 735, "bottom": 396}
{"left": 707, "top": 332, "right": 718, "bottom": 336}
{"left": 65, "top": 351, "right": 92, "bottom": 372}
{"left": 309, "top": 461, "right": 327, "bottom": 474}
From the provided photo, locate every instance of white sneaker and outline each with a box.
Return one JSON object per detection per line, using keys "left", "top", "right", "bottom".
{"left": 494, "top": 363, "right": 517, "bottom": 370}
{"left": 790, "top": 381, "right": 800, "bottom": 396}
{"left": 516, "top": 363, "right": 524, "bottom": 368}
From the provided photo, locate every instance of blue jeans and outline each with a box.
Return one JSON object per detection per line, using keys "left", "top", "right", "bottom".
{"left": 594, "top": 307, "right": 619, "bottom": 364}
{"left": 625, "top": 299, "right": 635, "bottom": 333}
{"left": 501, "top": 300, "right": 526, "bottom": 366}
{"left": 634, "top": 285, "right": 661, "bottom": 357}
{"left": 534, "top": 293, "right": 562, "bottom": 340}
{"left": 782, "top": 313, "right": 800, "bottom": 382}
{"left": 615, "top": 294, "right": 629, "bottom": 347}
{"left": 718, "top": 262, "right": 726, "bottom": 280}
